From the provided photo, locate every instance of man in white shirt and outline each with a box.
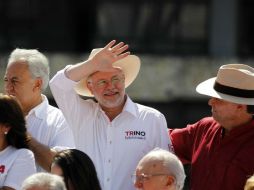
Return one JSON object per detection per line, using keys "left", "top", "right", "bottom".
{"left": 4, "top": 48, "right": 75, "bottom": 172}
{"left": 49, "top": 40, "right": 172, "bottom": 190}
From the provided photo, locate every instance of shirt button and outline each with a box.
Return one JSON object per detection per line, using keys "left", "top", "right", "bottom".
{"left": 108, "top": 159, "right": 111, "bottom": 163}
{"left": 109, "top": 140, "right": 112, "bottom": 144}
{"left": 107, "top": 178, "right": 110, "bottom": 182}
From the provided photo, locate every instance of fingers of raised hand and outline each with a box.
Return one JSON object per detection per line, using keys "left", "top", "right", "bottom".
{"left": 104, "top": 40, "right": 117, "bottom": 49}
{"left": 110, "top": 41, "right": 125, "bottom": 52}
{"left": 115, "top": 51, "right": 130, "bottom": 60}
{"left": 104, "top": 40, "right": 129, "bottom": 60}
{"left": 92, "top": 40, "right": 130, "bottom": 70}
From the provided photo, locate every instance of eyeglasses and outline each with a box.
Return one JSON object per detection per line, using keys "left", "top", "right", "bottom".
{"left": 90, "top": 76, "right": 125, "bottom": 88}
{"left": 131, "top": 173, "right": 170, "bottom": 184}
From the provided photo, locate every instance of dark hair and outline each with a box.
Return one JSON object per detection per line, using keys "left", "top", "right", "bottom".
{"left": 0, "top": 94, "right": 29, "bottom": 148}
{"left": 52, "top": 149, "right": 101, "bottom": 190}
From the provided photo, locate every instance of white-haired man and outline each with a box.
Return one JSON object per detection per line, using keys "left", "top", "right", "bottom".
{"left": 133, "top": 148, "right": 186, "bottom": 190}
{"left": 49, "top": 40, "right": 172, "bottom": 190}
{"left": 4, "top": 49, "right": 75, "bottom": 171}
{"left": 21, "top": 173, "right": 67, "bottom": 190}
{"left": 170, "top": 64, "right": 254, "bottom": 190}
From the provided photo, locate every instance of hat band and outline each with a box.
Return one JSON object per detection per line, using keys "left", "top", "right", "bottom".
{"left": 214, "top": 81, "right": 254, "bottom": 98}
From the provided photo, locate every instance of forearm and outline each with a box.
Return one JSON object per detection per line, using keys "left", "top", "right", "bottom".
{"left": 65, "top": 60, "right": 96, "bottom": 82}
{"left": 28, "top": 137, "right": 57, "bottom": 171}
{"left": 65, "top": 40, "right": 130, "bottom": 81}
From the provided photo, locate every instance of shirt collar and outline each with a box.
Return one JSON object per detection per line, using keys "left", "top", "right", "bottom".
{"left": 26, "top": 94, "right": 48, "bottom": 119}
{"left": 122, "top": 96, "right": 138, "bottom": 118}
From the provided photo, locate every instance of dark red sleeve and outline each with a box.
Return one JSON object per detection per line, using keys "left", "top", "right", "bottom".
{"left": 169, "top": 123, "right": 199, "bottom": 164}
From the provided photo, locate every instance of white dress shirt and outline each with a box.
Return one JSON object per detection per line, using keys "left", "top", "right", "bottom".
{"left": 26, "top": 94, "right": 75, "bottom": 171}
{"left": 50, "top": 68, "right": 172, "bottom": 190}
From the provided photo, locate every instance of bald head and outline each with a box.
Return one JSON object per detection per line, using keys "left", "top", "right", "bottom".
{"left": 135, "top": 149, "right": 186, "bottom": 190}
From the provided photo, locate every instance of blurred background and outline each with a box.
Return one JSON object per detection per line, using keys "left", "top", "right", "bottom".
{"left": 0, "top": 0, "right": 253, "bottom": 188}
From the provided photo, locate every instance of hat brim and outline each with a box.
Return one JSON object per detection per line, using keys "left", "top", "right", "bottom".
{"left": 74, "top": 55, "right": 141, "bottom": 97}
{"left": 196, "top": 77, "right": 254, "bottom": 105}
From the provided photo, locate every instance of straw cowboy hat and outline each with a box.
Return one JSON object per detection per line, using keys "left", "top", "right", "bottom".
{"left": 74, "top": 48, "right": 141, "bottom": 97}
{"left": 196, "top": 64, "right": 254, "bottom": 105}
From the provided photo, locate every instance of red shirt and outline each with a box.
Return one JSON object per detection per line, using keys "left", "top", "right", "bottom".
{"left": 170, "top": 117, "right": 254, "bottom": 190}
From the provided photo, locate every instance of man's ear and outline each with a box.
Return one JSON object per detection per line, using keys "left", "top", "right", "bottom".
{"left": 166, "top": 175, "right": 175, "bottom": 187}
{"left": 236, "top": 104, "right": 247, "bottom": 112}
{"left": 33, "top": 78, "right": 43, "bottom": 91}
{"left": 237, "top": 104, "right": 243, "bottom": 108}
{"left": 86, "top": 82, "right": 94, "bottom": 95}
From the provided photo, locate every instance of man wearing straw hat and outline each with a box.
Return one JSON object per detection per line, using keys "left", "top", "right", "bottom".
{"left": 49, "top": 40, "right": 171, "bottom": 190}
{"left": 170, "top": 64, "right": 254, "bottom": 190}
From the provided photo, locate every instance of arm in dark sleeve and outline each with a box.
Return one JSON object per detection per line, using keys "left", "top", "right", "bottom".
{"left": 169, "top": 124, "right": 197, "bottom": 164}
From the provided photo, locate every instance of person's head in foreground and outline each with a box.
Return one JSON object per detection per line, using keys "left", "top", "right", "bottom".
{"left": 244, "top": 175, "right": 254, "bottom": 190}
{"left": 133, "top": 148, "right": 186, "bottom": 190}
{"left": 51, "top": 149, "right": 101, "bottom": 190}
{"left": 196, "top": 64, "right": 254, "bottom": 133}
{"left": 21, "top": 173, "right": 67, "bottom": 190}
{"left": 0, "top": 93, "right": 29, "bottom": 149}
